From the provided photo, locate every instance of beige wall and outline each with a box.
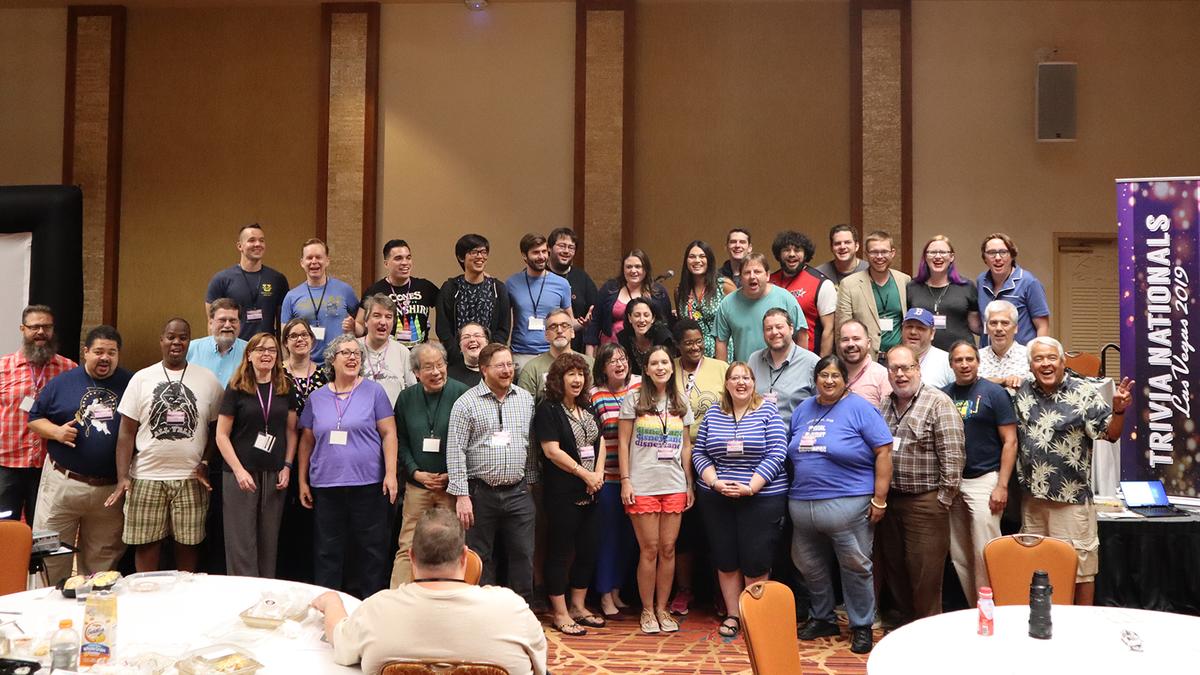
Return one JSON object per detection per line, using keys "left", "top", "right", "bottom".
{"left": 912, "top": 0, "right": 1200, "bottom": 325}
{"left": 377, "top": 2, "right": 575, "bottom": 288}
{"left": 0, "top": 8, "right": 66, "bottom": 185}
{"left": 119, "top": 6, "right": 320, "bottom": 368}
{"left": 633, "top": 0, "right": 851, "bottom": 291}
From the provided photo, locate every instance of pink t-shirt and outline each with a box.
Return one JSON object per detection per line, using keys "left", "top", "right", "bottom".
{"left": 604, "top": 298, "right": 629, "bottom": 345}
{"left": 846, "top": 360, "right": 892, "bottom": 408}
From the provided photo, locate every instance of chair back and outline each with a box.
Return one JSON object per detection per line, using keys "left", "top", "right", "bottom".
{"left": 739, "top": 581, "right": 803, "bottom": 675}
{"left": 983, "top": 534, "right": 1078, "bottom": 606}
{"left": 1064, "top": 351, "right": 1101, "bottom": 378}
{"left": 0, "top": 520, "right": 32, "bottom": 595}
{"left": 381, "top": 662, "right": 508, "bottom": 675}
{"left": 464, "top": 548, "right": 483, "bottom": 586}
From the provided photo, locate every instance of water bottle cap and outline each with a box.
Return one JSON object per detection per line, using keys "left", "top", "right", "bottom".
{"left": 978, "top": 587, "right": 993, "bottom": 598}
{"left": 59, "top": 619, "right": 73, "bottom": 629}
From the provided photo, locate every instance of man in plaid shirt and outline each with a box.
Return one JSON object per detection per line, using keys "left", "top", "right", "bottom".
{"left": 877, "top": 344, "right": 964, "bottom": 626}
{"left": 0, "top": 305, "right": 76, "bottom": 523}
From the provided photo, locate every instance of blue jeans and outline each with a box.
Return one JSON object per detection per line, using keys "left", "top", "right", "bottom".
{"left": 789, "top": 495, "right": 875, "bottom": 629}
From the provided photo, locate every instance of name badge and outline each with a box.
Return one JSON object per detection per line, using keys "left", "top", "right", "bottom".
{"left": 578, "top": 445, "right": 595, "bottom": 460}
{"left": 165, "top": 410, "right": 185, "bottom": 424}
{"left": 657, "top": 445, "right": 675, "bottom": 461}
{"left": 19, "top": 396, "right": 35, "bottom": 413}
{"left": 933, "top": 314, "right": 947, "bottom": 329}
{"left": 798, "top": 434, "right": 816, "bottom": 450}
{"left": 763, "top": 391, "right": 779, "bottom": 404}
{"left": 726, "top": 439, "right": 744, "bottom": 456}
{"left": 90, "top": 405, "right": 114, "bottom": 420}
{"left": 254, "top": 432, "right": 276, "bottom": 452}
{"left": 491, "top": 430, "right": 511, "bottom": 449}
{"left": 879, "top": 318, "right": 895, "bottom": 332}
{"left": 395, "top": 330, "right": 414, "bottom": 342}
{"left": 246, "top": 308, "right": 264, "bottom": 322}
{"left": 422, "top": 437, "right": 441, "bottom": 453}
{"left": 312, "top": 325, "right": 327, "bottom": 340}
{"left": 329, "top": 429, "right": 348, "bottom": 446}
{"left": 891, "top": 435, "right": 903, "bottom": 452}
{"left": 528, "top": 316, "right": 546, "bottom": 331}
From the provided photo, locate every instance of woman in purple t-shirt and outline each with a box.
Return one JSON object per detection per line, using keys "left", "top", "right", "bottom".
{"left": 298, "top": 334, "right": 399, "bottom": 598}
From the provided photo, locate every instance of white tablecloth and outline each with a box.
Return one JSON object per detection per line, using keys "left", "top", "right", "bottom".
{"left": 868, "top": 605, "right": 1200, "bottom": 675}
{"left": 0, "top": 574, "right": 362, "bottom": 673}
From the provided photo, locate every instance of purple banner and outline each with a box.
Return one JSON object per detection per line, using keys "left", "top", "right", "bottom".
{"left": 1118, "top": 178, "right": 1200, "bottom": 496}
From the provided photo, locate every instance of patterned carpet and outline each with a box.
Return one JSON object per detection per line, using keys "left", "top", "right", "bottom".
{"left": 543, "top": 610, "right": 871, "bottom": 674}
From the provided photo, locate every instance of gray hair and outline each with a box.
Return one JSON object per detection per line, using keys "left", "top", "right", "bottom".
{"left": 410, "top": 341, "right": 447, "bottom": 372}
{"left": 984, "top": 300, "right": 1019, "bottom": 325}
{"left": 322, "top": 333, "right": 366, "bottom": 375}
{"left": 1026, "top": 336, "right": 1065, "bottom": 363}
{"left": 361, "top": 293, "right": 396, "bottom": 318}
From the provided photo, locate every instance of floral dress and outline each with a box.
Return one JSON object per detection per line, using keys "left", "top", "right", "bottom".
{"left": 680, "top": 277, "right": 729, "bottom": 358}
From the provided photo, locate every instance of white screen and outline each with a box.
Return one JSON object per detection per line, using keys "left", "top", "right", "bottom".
{"left": 0, "top": 232, "right": 32, "bottom": 355}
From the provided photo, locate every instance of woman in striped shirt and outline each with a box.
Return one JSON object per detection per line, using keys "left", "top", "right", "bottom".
{"left": 692, "top": 362, "right": 789, "bottom": 638}
{"left": 588, "top": 343, "right": 641, "bottom": 617}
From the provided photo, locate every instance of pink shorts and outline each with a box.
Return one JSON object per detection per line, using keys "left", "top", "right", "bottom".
{"left": 626, "top": 492, "right": 687, "bottom": 515}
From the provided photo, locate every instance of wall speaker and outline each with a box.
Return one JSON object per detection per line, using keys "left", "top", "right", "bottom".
{"left": 1036, "top": 62, "right": 1077, "bottom": 142}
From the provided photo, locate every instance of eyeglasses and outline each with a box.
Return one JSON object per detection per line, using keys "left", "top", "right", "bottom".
{"left": 728, "top": 375, "right": 754, "bottom": 383}
{"left": 816, "top": 372, "right": 844, "bottom": 381}
{"left": 888, "top": 364, "right": 918, "bottom": 374}
{"left": 335, "top": 350, "right": 361, "bottom": 360}
{"left": 984, "top": 249, "right": 1011, "bottom": 258}
{"left": 22, "top": 323, "right": 54, "bottom": 332}
{"left": 251, "top": 347, "right": 278, "bottom": 355}
{"left": 546, "top": 322, "right": 573, "bottom": 333}
{"left": 486, "top": 362, "right": 515, "bottom": 371}
{"left": 925, "top": 250, "right": 953, "bottom": 258}
{"left": 465, "top": 248, "right": 489, "bottom": 258}
{"left": 286, "top": 332, "right": 311, "bottom": 341}
{"left": 459, "top": 332, "right": 487, "bottom": 342}
{"left": 554, "top": 242, "right": 576, "bottom": 251}
{"left": 214, "top": 318, "right": 238, "bottom": 324}
{"left": 418, "top": 363, "right": 445, "bottom": 373}
{"left": 681, "top": 338, "right": 704, "bottom": 348}
{"left": 867, "top": 249, "right": 893, "bottom": 259}
{"left": 609, "top": 356, "right": 629, "bottom": 365}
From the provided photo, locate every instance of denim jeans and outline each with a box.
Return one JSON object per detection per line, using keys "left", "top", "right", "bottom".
{"left": 789, "top": 495, "right": 875, "bottom": 628}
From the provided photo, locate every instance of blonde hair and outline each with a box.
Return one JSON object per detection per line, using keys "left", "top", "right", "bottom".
{"left": 718, "top": 362, "right": 764, "bottom": 415}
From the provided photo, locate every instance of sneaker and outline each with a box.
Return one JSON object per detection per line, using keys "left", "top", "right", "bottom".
{"left": 656, "top": 609, "right": 679, "bottom": 633}
{"left": 669, "top": 588, "right": 692, "bottom": 615}
{"left": 640, "top": 609, "right": 661, "bottom": 635}
{"left": 798, "top": 619, "right": 841, "bottom": 641}
{"left": 850, "top": 627, "right": 873, "bottom": 654}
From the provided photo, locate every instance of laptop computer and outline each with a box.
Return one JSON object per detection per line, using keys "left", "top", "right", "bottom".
{"left": 1120, "top": 480, "right": 1187, "bottom": 517}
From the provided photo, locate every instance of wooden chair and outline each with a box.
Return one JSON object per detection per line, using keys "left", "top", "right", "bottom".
{"left": 739, "top": 581, "right": 803, "bottom": 675}
{"left": 983, "top": 534, "right": 1078, "bottom": 606}
{"left": 0, "top": 520, "right": 32, "bottom": 595}
{"left": 1064, "top": 351, "right": 1102, "bottom": 377}
{"left": 381, "top": 662, "right": 508, "bottom": 675}
{"left": 464, "top": 548, "right": 483, "bottom": 586}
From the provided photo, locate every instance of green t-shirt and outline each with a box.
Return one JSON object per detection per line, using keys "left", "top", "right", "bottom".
{"left": 714, "top": 286, "right": 808, "bottom": 362}
{"left": 872, "top": 275, "right": 903, "bottom": 351}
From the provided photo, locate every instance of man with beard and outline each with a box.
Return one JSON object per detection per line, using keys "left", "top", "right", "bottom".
{"left": 506, "top": 234, "right": 573, "bottom": 372}
{"left": 769, "top": 231, "right": 837, "bottom": 356}
{"left": 187, "top": 298, "right": 248, "bottom": 387}
{"left": 747, "top": 308, "right": 818, "bottom": 418}
{"left": 205, "top": 223, "right": 290, "bottom": 339}
{"left": 837, "top": 320, "right": 891, "bottom": 406}
{"left": 815, "top": 224, "right": 869, "bottom": 286}
{"left": 517, "top": 309, "right": 593, "bottom": 401}
{"left": 106, "top": 318, "right": 224, "bottom": 572}
{"left": 29, "top": 325, "right": 130, "bottom": 583}
{"left": 354, "top": 239, "right": 439, "bottom": 347}
{"left": 448, "top": 323, "right": 487, "bottom": 388}
{"left": 0, "top": 305, "right": 76, "bottom": 523}
{"left": 547, "top": 228, "right": 598, "bottom": 353}
{"left": 714, "top": 253, "right": 807, "bottom": 363}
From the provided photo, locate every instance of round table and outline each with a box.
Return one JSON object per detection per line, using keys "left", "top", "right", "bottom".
{"left": 868, "top": 605, "right": 1200, "bottom": 674}
{"left": 0, "top": 574, "right": 361, "bottom": 673}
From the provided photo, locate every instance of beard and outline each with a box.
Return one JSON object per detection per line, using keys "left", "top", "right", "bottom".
{"left": 215, "top": 334, "right": 236, "bottom": 351}
{"left": 24, "top": 337, "right": 58, "bottom": 365}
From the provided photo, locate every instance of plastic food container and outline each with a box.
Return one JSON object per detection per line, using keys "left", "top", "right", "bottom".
{"left": 120, "top": 571, "right": 181, "bottom": 593}
{"left": 238, "top": 593, "right": 309, "bottom": 629}
{"left": 175, "top": 644, "right": 263, "bottom": 675}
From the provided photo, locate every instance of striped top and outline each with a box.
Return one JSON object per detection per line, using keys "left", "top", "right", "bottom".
{"left": 692, "top": 401, "right": 789, "bottom": 496}
{"left": 589, "top": 377, "right": 642, "bottom": 483}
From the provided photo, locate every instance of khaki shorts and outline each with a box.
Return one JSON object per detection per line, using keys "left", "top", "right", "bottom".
{"left": 1021, "top": 497, "right": 1098, "bottom": 582}
{"left": 123, "top": 478, "right": 209, "bottom": 546}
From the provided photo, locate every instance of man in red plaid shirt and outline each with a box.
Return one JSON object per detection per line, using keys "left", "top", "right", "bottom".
{"left": 0, "top": 305, "right": 77, "bottom": 523}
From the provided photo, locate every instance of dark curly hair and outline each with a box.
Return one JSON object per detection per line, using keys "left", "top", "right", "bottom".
{"left": 544, "top": 352, "right": 592, "bottom": 408}
{"left": 771, "top": 230, "right": 815, "bottom": 268}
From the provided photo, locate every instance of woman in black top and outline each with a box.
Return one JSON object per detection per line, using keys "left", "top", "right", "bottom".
{"left": 215, "top": 332, "right": 298, "bottom": 578}
{"left": 282, "top": 318, "right": 328, "bottom": 413}
{"left": 616, "top": 297, "right": 676, "bottom": 376}
{"left": 906, "top": 235, "right": 980, "bottom": 349}
{"left": 585, "top": 248, "right": 674, "bottom": 354}
{"left": 535, "top": 352, "right": 605, "bottom": 636}
{"left": 278, "top": 318, "right": 325, "bottom": 582}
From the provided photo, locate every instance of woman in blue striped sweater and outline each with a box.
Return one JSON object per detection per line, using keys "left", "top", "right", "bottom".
{"left": 692, "top": 361, "right": 789, "bottom": 638}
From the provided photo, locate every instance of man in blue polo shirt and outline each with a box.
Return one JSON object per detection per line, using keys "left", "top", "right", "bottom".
{"left": 976, "top": 233, "right": 1050, "bottom": 346}
{"left": 505, "top": 234, "right": 572, "bottom": 372}
{"left": 186, "top": 298, "right": 248, "bottom": 387}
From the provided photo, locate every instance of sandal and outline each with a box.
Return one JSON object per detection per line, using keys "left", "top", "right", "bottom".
{"left": 656, "top": 609, "right": 679, "bottom": 633}
{"left": 554, "top": 621, "right": 587, "bottom": 636}
{"left": 718, "top": 616, "right": 741, "bottom": 638}
{"left": 640, "top": 609, "right": 661, "bottom": 634}
{"left": 572, "top": 613, "right": 607, "bottom": 628}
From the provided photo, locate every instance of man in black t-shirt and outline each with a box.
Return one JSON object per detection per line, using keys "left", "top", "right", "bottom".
{"left": 206, "top": 223, "right": 290, "bottom": 339}
{"left": 354, "top": 239, "right": 439, "bottom": 347}
{"left": 547, "top": 227, "right": 598, "bottom": 353}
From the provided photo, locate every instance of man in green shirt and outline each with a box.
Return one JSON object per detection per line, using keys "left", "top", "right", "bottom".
{"left": 389, "top": 341, "right": 471, "bottom": 587}
{"left": 516, "top": 308, "right": 594, "bottom": 401}
{"left": 835, "top": 230, "right": 911, "bottom": 356}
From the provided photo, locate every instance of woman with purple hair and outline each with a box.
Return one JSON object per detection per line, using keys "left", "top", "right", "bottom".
{"left": 906, "top": 235, "right": 981, "bottom": 350}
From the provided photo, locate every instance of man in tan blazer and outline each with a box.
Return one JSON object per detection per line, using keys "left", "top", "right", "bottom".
{"left": 835, "top": 230, "right": 911, "bottom": 356}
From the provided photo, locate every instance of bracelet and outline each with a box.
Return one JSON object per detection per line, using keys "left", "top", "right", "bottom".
{"left": 870, "top": 498, "right": 888, "bottom": 509}
{"left": 284, "top": 462, "right": 294, "bottom": 470}
{"left": 620, "top": 477, "right": 631, "bottom": 482}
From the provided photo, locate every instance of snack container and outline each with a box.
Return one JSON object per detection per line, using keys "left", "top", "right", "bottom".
{"left": 238, "top": 593, "right": 309, "bottom": 629}
{"left": 120, "top": 571, "right": 180, "bottom": 593}
{"left": 175, "top": 644, "right": 263, "bottom": 675}
{"left": 79, "top": 591, "right": 117, "bottom": 667}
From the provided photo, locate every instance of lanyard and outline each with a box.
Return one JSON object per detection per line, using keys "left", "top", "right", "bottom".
{"left": 421, "top": 388, "right": 444, "bottom": 435}
{"left": 330, "top": 378, "right": 360, "bottom": 429}
{"left": 656, "top": 398, "right": 671, "bottom": 435}
{"left": 806, "top": 394, "right": 845, "bottom": 434}
{"left": 846, "top": 364, "right": 868, "bottom": 390}
{"left": 239, "top": 267, "right": 262, "bottom": 305}
{"left": 305, "top": 283, "right": 329, "bottom": 322}
{"left": 929, "top": 284, "right": 950, "bottom": 313}
{"left": 888, "top": 388, "right": 922, "bottom": 429}
{"left": 162, "top": 363, "right": 188, "bottom": 385}
{"left": 563, "top": 403, "right": 596, "bottom": 444}
{"left": 524, "top": 271, "right": 548, "bottom": 317}
{"left": 366, "top": 340, "right": 389, "bottom": 379}
{"left": 768, "top": 352, "right": 791, "bottom": 389}
{"left": 731, "top": 405, "right": 750, "bottom": 438}
{"left": 27, "top": 363, "right": 49, "bottom": 393}
{"left": 255, "top": 382, "right": 274, "bottom": 431}
{"left": 492, "top": 391, "right": 507, "bottom": 430}
{"left": 388, "top": 279, "right": 412, "bottom": 317}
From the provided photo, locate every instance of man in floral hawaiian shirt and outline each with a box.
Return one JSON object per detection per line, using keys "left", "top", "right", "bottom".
{"left": 1014, "top": 336, "right": 1132, "bottom": 605}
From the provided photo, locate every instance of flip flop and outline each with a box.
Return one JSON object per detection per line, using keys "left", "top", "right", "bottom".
{"left": 554, "top": 621, "right": 587, "bottom": 636}
{"left": 718, "top": 616, "right": 741, "bottom": 638}
{"left": 572, "top": 613, "right": 607, "bottom": 628}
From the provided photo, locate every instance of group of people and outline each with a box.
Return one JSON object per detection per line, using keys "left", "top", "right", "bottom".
{"left": 0, "top": 220, "right": 1131, "bottom": 671}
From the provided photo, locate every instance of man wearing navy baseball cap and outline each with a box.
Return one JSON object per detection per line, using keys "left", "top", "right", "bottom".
{"left": 901, "top": 308, "right": 954, "bottom": 388}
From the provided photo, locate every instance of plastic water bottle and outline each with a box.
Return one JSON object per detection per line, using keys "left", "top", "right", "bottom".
{"left": 50, "top": 618, "right": 80, "bottom": 670}
{"left": 1028, "top": 569, "right": 1053, "bottom": 639}
{"left": 977, "top": 587, "right": 995, "bottom": 636}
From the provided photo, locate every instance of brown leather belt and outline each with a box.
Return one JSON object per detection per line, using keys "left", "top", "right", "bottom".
{"left": 50, "top": 459, "right": 117, "bottom": 487}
